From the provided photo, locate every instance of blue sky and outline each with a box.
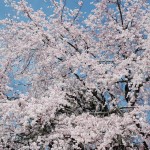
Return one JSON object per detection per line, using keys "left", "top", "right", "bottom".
{"left": 0, "top": 0, "right": 94, "bottom": 20}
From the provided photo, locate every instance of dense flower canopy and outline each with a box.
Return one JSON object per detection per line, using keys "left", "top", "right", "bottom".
{"left": 0, "top": 0, "right": 150, "bottom": 149}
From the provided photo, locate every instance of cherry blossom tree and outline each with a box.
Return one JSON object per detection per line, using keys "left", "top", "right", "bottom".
{"left": 0, "top": 0, "right": 150, "bottom": 149}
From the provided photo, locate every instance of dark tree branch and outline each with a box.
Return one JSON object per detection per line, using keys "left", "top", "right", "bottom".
{"left": 60, "top": 0, "right": 66, "bottom": 22}
{"left": 116, "top": 0, "right": 124, "bottom": 27}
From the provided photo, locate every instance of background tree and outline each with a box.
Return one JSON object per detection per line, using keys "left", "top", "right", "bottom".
{"left": 0, "top": 0, "right": 150, "bottom": 149}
